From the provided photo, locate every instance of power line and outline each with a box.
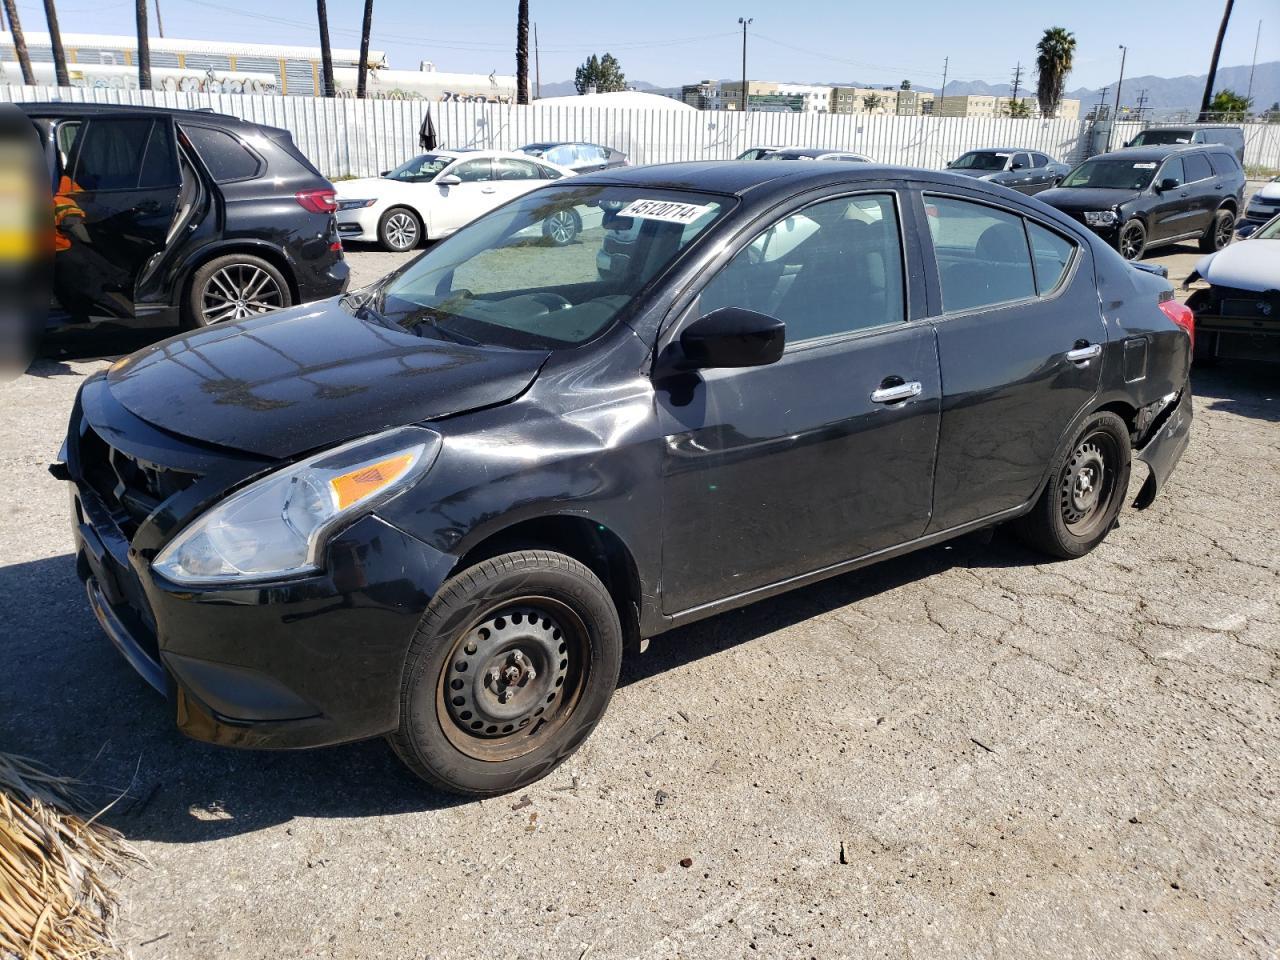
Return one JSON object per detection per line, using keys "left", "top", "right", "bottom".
{"left": 746, "top": 29, "right": 1007, "bottom": 83}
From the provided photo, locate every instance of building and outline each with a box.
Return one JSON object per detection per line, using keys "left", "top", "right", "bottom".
{"left": 937, "top": 93, "right": 1081, "bottom": 121}
{"left": 721, "top": 80, "right": 833, "bottom": 113}
{"left": 829, "top": 86, "right": 934, "bottom": 116}
{"left": 679, "top": 80, "right": 718, "bottom": 110}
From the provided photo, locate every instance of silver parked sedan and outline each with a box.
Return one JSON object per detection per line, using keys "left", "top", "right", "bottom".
{"left": 945, "top": 148, "right": 1071, "bottom": 195}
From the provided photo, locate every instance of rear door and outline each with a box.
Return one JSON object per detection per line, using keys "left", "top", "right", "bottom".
{"left": 490, "top": 157, "right": 552, "bottom": 203}
{"left": 920, "top": 192, "right": 1105, "bottom": 530}
{"left": 54, "top": 115, "right": 182, "bottom": 322}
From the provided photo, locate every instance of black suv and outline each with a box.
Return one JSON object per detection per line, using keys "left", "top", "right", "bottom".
{"left": 23, "top": 103, "right": 349, "bottom": 331}
{"left": 1038, "top": 144, "right": 1245, "bottom": 260}
{"left": 1124, "top": 125, "right": 1246, "bottom": 164}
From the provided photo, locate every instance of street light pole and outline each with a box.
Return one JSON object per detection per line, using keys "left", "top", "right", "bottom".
{"left": 738, "top": 16, "right": 752, "bottom": 112}
{"left": 1110, "top": 44, "right": 1127, "bottom": 150}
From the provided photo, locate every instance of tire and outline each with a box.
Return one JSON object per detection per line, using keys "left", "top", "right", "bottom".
{"left": 542, "top": 209, "right": 580, "bottom": 247}
{"left": 1199, "top": 208, "right": 1234, "bottom": 253}
{"left": 1013, "top": 411, "right": 1132, "bottom": 560}
{"left": 378, "top": 206, "right": 422, "bottom": 252}
{"left": 390, "top": 550, "right": 623, "bottom": 797}
{"left": 186, "top": 254, "right": 291, "bottom": 328}
{"left": 1193, "top": 330, "right": 1219, "bottom": 367}
{"left": 1117, "top": 219, "right": 1146, "bottom": 261}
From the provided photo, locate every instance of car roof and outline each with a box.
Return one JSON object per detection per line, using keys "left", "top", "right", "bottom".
{"left": 16, "top": 100, "right": 279, "bottom": 135}
{"left": 1096, "top": 144, "right": 1217, "bottom": 161}
{"left": 959, "top": 147, "right": 1043, "bottom": 154}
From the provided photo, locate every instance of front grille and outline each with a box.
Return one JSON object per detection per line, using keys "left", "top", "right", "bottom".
{"left": 79, "top": 426, "right": 201, "bottom": 540}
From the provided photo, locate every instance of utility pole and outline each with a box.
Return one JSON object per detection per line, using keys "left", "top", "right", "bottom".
{"left": 154, "top": 0, "right": 164, "bottom": 37}
{"left": 533, "top": 22, "right": 541, "bottom": 99}
{"left": 939, "top": 56, "right": 948, "bottom": 114}
{"left": 1109, "top": 45, "right": 1127, "bottom": 150}
{"left": 1134, "top": 88, "right": 1149, "bottom": 122}
{"left": 737, "top": 16, "right": 752, "bottom": 112}
{"left": 1246, "top": 18, "right": 1261, "bottom": 105}
{"left": 1010, "top": 61, "right": 1023, "bottom": 102}
{"left": 1200, "top": 0, "right": 1235, "bottom": 120}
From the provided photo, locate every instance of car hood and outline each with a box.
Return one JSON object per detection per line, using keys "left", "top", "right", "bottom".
{"left": 1038, "top": 186, "right": 1141, "bottom": 211}
{"left": 1251, "top": 179, "right": 1280, "bottom": 201}
{"left": 1194, "top": 239, "right": 1280, "bottom": 292}
{"left": 105, "top": 300, "right": 548, "bottom": 459}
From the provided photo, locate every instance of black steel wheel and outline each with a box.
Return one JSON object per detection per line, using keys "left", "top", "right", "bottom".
{"left": 542, "top": 210, "right": 580, "bottom": 247}
{"left": 1117, "top": 219, "right": 1146, "bottom": 261}
{"left": 1200, "top": 208, "right": 1234, "bottom": 253}
{"left": 391, "top": 550, "right": 623, "bottom": 796}
{"left": 186, "top": 254, "right": 291, "bottom": 328}
{"left": 1013, "top": 411, "right": 1132, "bottom": 559}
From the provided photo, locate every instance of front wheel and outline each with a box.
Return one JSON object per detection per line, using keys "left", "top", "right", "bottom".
{"left": 1199, "top": 208, "right": 1234, "bottom": 253}
{"left": 1117, "top": 219, "right": 1146, "bottom": 261}
{"left": 542, "top": 210, "right": 580, "bottom": 246}
{"left": 390, "top": 550, "right": 623, "bottom": 796}
{"left": 1013, "top": 411, "right": 1132, "bottom": 560}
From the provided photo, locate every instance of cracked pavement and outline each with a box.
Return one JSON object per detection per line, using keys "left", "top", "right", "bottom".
{"left": 1, "top": 247, "right": 1276, "bottom": 959}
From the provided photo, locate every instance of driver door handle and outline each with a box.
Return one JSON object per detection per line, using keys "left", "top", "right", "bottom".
{"left": 1066, "top": 342, "right": 1103, "bottom": 363}
{"left": 481, "top": 186, "right": 497, "bottom": 194}
{"left": 870, "top": 380, "right": 923, "bottom": 404}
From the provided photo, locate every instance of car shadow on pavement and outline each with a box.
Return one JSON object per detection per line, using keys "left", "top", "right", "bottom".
{"left": 1193, "top": 363, "right": 1280, "bottom": 423}
{"left": 36, "top": 327, "right": 171, "bottom": 366}
{"left": 0, "top": 529, "right": 1041, "bottom": 842}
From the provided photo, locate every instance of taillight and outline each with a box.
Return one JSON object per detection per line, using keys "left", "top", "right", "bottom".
{"left": 295, "top": 188, "right": 338, "bottom": 214}
{"left": 1159, "top": 298, "right": 1195, "bottom": 350}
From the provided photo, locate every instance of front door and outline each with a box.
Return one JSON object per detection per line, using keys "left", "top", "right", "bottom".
{"left": 431, "top": 157, "right": 498, "bottom": 235}
{"left": 656, "top": 191, "right": 941, "bottom": 615}
{"left": 1148, "top": 156, "right": 1196, "bottom": 242}
{"left": 920, "top": 193, "right": 1105, "bottom": 531}
{"left": 53, "top": 116, "right": 182, "bottom": 322}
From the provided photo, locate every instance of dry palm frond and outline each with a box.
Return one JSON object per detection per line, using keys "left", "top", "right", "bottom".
{"left": 0, "top": 752, "right": 142, "bottom": 960}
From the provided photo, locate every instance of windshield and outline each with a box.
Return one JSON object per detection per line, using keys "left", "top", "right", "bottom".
{"left": 383, "top": 154, "right": 453, "bottom": 183}
{"left": 1255, "top": 216, "right": 1280, "bottom": 240}
{"left": 372, "top": 186, "right": 729, "bottom": 349}
{"left": 519, "top": 145, "right": 550, "bottom": 157}
{"left": 951, "top": 152, "right": 1009, "bottom": 171}
{"left": 1130, "top": 130, "right": 1192, "bottom": 147}
{"left": 762, "top": 149, "right": 824, "bottom": 160}
{"left": 1061, "top": 158, "right": 1158, "bottom": 191}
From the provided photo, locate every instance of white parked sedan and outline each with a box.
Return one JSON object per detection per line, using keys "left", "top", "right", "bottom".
{"left": 334, "top": 150, "right": 576, "bottom": 252}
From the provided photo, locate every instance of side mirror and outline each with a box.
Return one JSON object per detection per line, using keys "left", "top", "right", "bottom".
{"left": 379, "top": 170, "right": 390, "bottom": 177}
{"left": 1011, "top": 160, "right": 1026, "bottom": 170}
{"left": 1156, "top": 178, "right": 1180, "bottom": 193}
{"left": 437, "top": 174, "right": 462, "bottom": 186}
{"left": 669, "top": 307, "right": 785, "bottom": 372}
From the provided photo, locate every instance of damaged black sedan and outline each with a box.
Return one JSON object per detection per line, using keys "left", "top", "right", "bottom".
{"left": 58, "top": 162, "right": 1193, "bottom": 796}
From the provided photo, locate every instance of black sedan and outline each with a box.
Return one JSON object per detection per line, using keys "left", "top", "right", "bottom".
{"left": 59, "top": 162, "right": 1193, "bottom": 796}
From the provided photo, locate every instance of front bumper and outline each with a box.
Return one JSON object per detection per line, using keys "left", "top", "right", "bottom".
{"left": 65, "top": 380, "right": 454, "bottom": 750}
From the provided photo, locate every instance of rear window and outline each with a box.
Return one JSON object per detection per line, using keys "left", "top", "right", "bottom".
{"left": 1131, "top": 129, "right": 1193, "bottom": 147}
{"left": 181, "top": 124, "right": 262, "bottom": 182}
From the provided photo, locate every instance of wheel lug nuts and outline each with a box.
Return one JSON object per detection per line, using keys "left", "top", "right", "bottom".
{"left": 526, "top": 667, "right": 537, "bottom": 681}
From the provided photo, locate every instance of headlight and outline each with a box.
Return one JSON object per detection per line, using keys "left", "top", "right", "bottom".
{"left": 337, "top": 198, "right": 377, "bottom": 211}
{"left": 153, "top": 427, "right": 441, "bottom": 585}
{"left": 1083, "top": 210, "right": 1118, "bottom": 227}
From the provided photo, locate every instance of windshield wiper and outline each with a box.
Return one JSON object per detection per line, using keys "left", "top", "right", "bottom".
{"left": 403, "top": 306, "right": 482, "bottom": 346}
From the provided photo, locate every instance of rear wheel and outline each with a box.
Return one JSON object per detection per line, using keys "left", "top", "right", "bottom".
{"left": 1013, "top": 411, "right": 1132, "bottom": 559}
{"left": 186, "top": 254, "right": 290, "bottom": 328}
{"left": 378, "top": 206, "right": 422, "bottom": 252}
{"left": 1199, "top": 208, "right": 1234, "bottom": 253}
{"left": 1117, "top": 219, "right": 1146, "bottom": 261}
{"left": 542, "top": 210, "right": 580, "bottom": 246}
{"left": 390, "top": 550, "right": 623, "bottom": 796}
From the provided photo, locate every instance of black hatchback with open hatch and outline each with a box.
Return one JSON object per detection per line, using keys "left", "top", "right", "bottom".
{"left": 58, "top": 161, "right": 1193, "bottom": 796}
{"left": 23, "top": 102, "right": 348, "bottom": 334}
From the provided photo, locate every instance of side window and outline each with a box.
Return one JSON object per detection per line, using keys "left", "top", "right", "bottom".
{"left": 54, "top": 121, "right": 81, "bottom": 176}
{"left": 451, "top": 159, "right": 492, "bottom": 182}
{"left": 1182, "top": 153, "right": 1212, "bottom": 183}
{"left": 491, "top": 158, "right": 541, "bottom": 180}
{"left": 137, "top": 119, "right": 179, "bottom": 189}
{"left": 71, "top": 118, "right": 155, "bottom": 190}
{"left": 926, "top": 196, "right": 1036, "bottom": 312}
{"left": 1026, "top": 222, "right": 1076, "bottom": 295}
{"left": 1208, "top": 152, "right": 1239, "bottom": 176}
{"left": 1033, "top": 153, "right": 1052, "bottom": 168}
{"left": 1013, "top": 152, "right": 1031, "bottom": 170}
{"left": 181, "top": 124, "right": 261, "bottom": 182}
{"left": 1159, "top": 157, "right": 1185, "bottom": 187}
{"left": 698, "top": 193, "right": 905, "bottom": 344}
{"left": 536, "top": 164, "right": 564, "bottom": 180}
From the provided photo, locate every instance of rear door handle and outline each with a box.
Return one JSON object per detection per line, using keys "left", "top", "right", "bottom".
{"left": 870, "top": 380, "right": 923, "bottom": 404}
{"left": 1066, "top": 343, "right": 1102, "bottom": 363}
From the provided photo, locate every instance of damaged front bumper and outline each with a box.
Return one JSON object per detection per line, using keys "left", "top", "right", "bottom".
{"left": 1132, "top": 385, "right": 1192, "bottom": 510}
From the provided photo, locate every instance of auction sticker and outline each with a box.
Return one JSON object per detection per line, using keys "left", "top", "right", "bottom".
{"left": 1133, "top": 162, "right": 1158, "bottom": 169}
{"left": 618, "top": 199, "right": 715, "bottom": 225}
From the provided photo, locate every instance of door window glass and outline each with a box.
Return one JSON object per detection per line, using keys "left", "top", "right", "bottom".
{"left": 181, "top": 124, "right": 261, "bottom": 182}
{"left": 54, "top": 121, "right": 81, "bottom": 175}
{"left": 536, "top": 164, "right": 564, "bottom": 180}
{"left": 545, "top": 145, "right": 576, "bottom": 166}
{"left": 137, "top": 120, "right": 179, "bottom": 189}
{"left": 925, "top": 196, "right": 1035, "bottom": 312}
{"left": 1033, "top": 153, "right": 1052, "bottom": 168}
{"left": 1158, "top": 157, "right": 1185, "bottom": 188}
{"left": 1182, "top": 153, "right": 1212, "bottom": 183}
{"left": 698, "top": 193, "right": 905, "bottom": 343}
{"left": 1013, "top": 153, "right": 1031, "bottom": 169}
{"left": 492, "top": 158, "right": 541, "bottom": 180}
{"left": 451, "top": 159, "right": 493, "bottom": 182}
{"left": 1208, "top": 152, "right": 1239, "bottom": 176}
{"left": 1026, "top": 222, "right": 1076, "bottom": 294}
{"left": 72, "top": 118, "right": 155, "bottom": 190}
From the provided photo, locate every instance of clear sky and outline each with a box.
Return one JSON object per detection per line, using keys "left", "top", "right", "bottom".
{"left": 5, "top": 0, "right": 1277, "bottom": 91}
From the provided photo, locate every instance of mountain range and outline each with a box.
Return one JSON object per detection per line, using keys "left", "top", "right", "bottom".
{"left": 538, "top": 61, "right": 1280, "bottom": 117}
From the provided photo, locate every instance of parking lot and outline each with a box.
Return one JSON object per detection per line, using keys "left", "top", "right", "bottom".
{"left": 3, "top": 238, "right": 1277, "bottom": 959}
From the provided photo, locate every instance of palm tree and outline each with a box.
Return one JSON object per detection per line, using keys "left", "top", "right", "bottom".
{"left": 135, "top": 0, "right": 151, "bottom": 90}
{"left": 356, "top": 0, "right": 373, "bottom": 98}
{"left": 1199, "top": 0, "right": 1235, "bottom": 121}
{"left": 41, "top": 0, "right": 69, "bottom": 88}
{"left": 315, "top": 0, "right": 335, "bottom": 97}
{"left": 515, "top": 0, "right": 529, "bottom": 105}
{"left": 1035, "top": 27, "right": 1076, "bottom": 119}
{"left": 2, "top": 0, "right": 37, "bottom": 85}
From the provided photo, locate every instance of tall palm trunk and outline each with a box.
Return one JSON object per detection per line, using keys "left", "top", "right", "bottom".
{"left": 1199, "top": 0, "right": 1235, "bottom": 120}
{"left": 356, "top": 0, "right": 373, "bottom": 98}
{"left": 515, "top": 0, "right": 529, "bottom": 105}
{"left": 41, "top": 0, "right": 69, "bottom": 88}
{"left": 316, "top": 0, "right": 335, "bottom": 97}
{"left": 135, "top": 0, "right": 151, "bottom": 91}
{"left": 2, "top": 0, "right": 36, "bottom": 85}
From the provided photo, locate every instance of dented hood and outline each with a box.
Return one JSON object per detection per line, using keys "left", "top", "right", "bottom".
{"left": 1194, "top": 238, "right": 1280, "bottom": 293}
{"left": 106, "top": 300, "right": 547, "bottom": 459}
